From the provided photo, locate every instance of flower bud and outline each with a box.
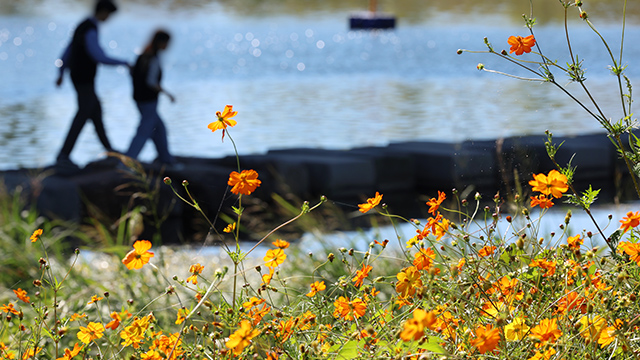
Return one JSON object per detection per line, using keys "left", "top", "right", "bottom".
{"left": 163, "top": 177, "right": 172, "bottom": 185}
{"left": 477, "top": 63, "right": 485, "bottom": 70}
{"left": 456, "top": 49, "right": 463, "bottom": 55}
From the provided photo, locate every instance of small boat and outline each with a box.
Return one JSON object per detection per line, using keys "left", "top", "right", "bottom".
{"left": 349, "top": 0, "right": 396, "bottom": 29}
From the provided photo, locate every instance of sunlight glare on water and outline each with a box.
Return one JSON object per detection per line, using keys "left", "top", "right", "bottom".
{"left": 0, "top": 0, "right": 639, "bottom": 169}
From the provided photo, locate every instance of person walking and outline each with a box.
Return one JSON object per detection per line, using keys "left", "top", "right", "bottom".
{"left": 55, "top": 0, "right": 129, "bottom": 167}
{"left": 125, "top": 30, "right": 178, "bottom": 167}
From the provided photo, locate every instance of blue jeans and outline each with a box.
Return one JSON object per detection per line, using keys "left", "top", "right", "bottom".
{"left": 126, "top": 101, "right": 174, "bottom": 164}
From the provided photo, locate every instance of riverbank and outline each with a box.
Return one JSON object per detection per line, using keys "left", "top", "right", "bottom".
{"left": 0, "top": 132, "right": 634, "bottom": 243}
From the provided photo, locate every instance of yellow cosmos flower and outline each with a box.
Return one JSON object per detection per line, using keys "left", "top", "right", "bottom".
{"left": 264, "top": 248, "right": 286, "bottom": 268}
{"left": 30, "top": 229, "right": 43, "bottom": 243}
{"left": 207, "top": 105, "right": 238, "bottom": 141}
{"left": 122, "top": 240, "right": 155, "bottom": 270}
{"left": 395, "top": 266, "right": 423, "bottom": 297}
{"left": 225, "top": 320, "right": 260, "bottom": 356}
{"left": 504, "top": 317, "right": 530, "bottom": 341}
{"left": 77, "top": 322, "right": 105, "bottom": 344}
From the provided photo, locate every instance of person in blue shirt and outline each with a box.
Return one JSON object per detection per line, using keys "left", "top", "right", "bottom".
{"left": 55, "top": 0, "right": 130, "bottom": 167}
{"left": 125, "top": 30, "right": 177, "bottom": 167}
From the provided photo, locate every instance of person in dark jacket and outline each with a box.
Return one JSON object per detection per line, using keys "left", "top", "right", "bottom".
{"left": 125, "top": 30, "right": 177, "bottom": 166}
{"left": 55, "top": 0, "right": 129, "bottom": 166}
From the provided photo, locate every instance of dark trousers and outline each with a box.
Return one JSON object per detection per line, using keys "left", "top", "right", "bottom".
{"left": 125, "top": 101, "right": 174, "bottom": 164}
{"left": 57, "top": 82, "right": 113, "bottom": 161}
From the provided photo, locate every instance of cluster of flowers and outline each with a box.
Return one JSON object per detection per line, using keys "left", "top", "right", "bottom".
{"left": 1, "top": 104, "right": 640, "bottom": 359}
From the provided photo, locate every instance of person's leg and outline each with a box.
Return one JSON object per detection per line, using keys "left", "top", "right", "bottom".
{"left": 150, "top": 117, "right": 174, "bottom": 164}
{"left": 57, "top": 83, "right": 95, "bottom": 161}
{"left": 125, "top": 101, "right": 158, "bottom": 159}
{"left": 90, "top": 96, "right": 113, "bottom": 152}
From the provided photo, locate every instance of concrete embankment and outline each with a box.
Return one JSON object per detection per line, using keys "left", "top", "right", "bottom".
{"left": 0, "top": 133, "right": 631, "bottom": 242}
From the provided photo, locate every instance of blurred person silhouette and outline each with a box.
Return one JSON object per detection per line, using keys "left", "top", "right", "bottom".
{"left": 125, "top": 29, "right": 179, "bottom": 168}
{"left": 55, "top": 0, "right": 130, "bottom": 167}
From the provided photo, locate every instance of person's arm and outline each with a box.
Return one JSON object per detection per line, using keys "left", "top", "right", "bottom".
{"left": 146, "top": 57, "right": 175, "bottom": 102}
{"left": 55, "top": 43, "right": 71, "bottom": 86}
{"left": 84, "top": 28, "right": 128, "bottom": 66}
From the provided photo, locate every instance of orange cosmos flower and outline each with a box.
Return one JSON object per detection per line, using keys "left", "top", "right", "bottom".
{"left": 186, "top": 263, "right": 204, "bottom": 284}
{"left": 332, "top": 296, "right": 366, "bottom": 320}
{"left": 122, "top": 240, "right": 155, "bottom": 270}
{"left": 528, "top": 348, "right": 556, "bottom": 360}
{"left": 70, "top": 313, "right": 87, "bottom": 321}
{"left": 396, "top": 266, "right": 423, "bottom": 297}
{"left": 352, "top": 264, "right": 372, "bottom": 287}
{"left": 566, "top": 234, "right": 583, "bottom": 251}
{"left": 470, "top": 324, "right": 501, "bottom": 354}
{"left": 56, "top": 343, "right": 83, "bottom": 360}
{"left": 225, "top": 320, "right": 260, "bottom": 356}
{"left": 13, "top": 288, "right": 30, "bottom": 304}
{"left": 529, "top": 318, "right": 562, "bottom": 348}
{"left": 530, "top": 194, "right": 554, "bottom": 209}
{"left": 1, "top": 303, "right": 19, "bottom": 315}
{"left": 264, "top": 248, "right": 286, "bottom": 268}
{"left": 426, "top": 191, "right": 446, "bottom": 215}
{"left": 228, "top": 169, "right": 261, "bottom": 195}
{"left": 508, "top": 34, "right": 536, "bottom": 55}
{"left": 399, "top": 308, "right": 437, "bottom": 341}
{"left": 77, "top": 322, "right": 105, "bottom": 344}
{"left": 272, "top": 239, "right": 290, "bottom": 249}
{"left": 207, "top": 105, "right": 237, "bottom": 142}
{"left": 105, "top": 312, "right": 122, "bottom": 330}
{"left": 619, "top": 241, "right": 640, "bottom": 265}
{"left": 21, "top": 347, "right": 42, "bottom": 360}
{"left": 87, "top": 295, "right": 103, "bottom": 305}
{"left": 30, "top": 228, "right": 43, "bottom": 243}
{"left": 529, "top": 258, "right": 556, "bottom": 277}
{"left": 306, "top": 281, "right": 326, "bottom": 297}
{"left": 620, "top": 211, "right": 640, "bottom": 233}
{"left": 243, "top": 297, "right": 266, "bottom": 309}
{"left": 358, "top": 192, "right": 383, "bottom": 213}
{"left": 478, "top": 245, "right": 496, "bottom": 257}
{"left": 413, "top": 247, "right": 435, "bottom": 270}
{"left": 529, "top": 170, "right": 568, "bottom": 198}
{"left": 223, "top": 222, "right": 236, "bottom": 233}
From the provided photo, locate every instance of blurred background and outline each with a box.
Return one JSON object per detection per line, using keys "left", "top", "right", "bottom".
{"left": 1, "top": 0, "right": 639, "bottom": 169}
